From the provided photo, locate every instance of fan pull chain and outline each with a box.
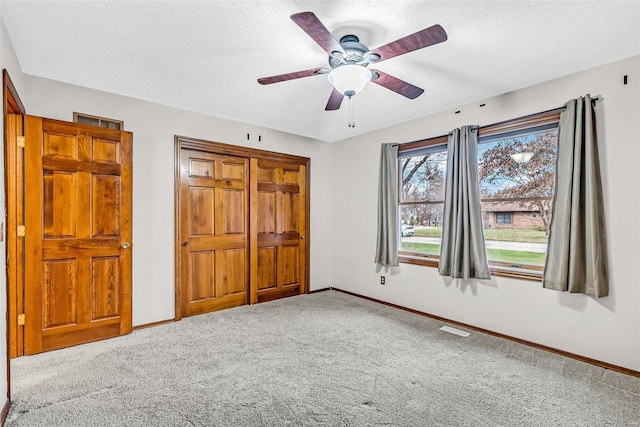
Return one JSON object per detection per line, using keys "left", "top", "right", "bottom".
{"left": 348, "top": 95, "right": 356, "bottom": 128}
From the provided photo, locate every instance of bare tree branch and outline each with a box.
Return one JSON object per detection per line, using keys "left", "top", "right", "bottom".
{"left": 402, "top": 156, "right": 428, "bottom": 187}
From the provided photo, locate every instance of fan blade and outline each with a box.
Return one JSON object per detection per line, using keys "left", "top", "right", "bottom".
{"left": 368, "top": 24, "right": 447, "bottom": 62}
{"left": 370, "top": 70, "right": 424, "bottom": 99}
{"left": 325, "top": 88, "right": 344, "bottom": 110}
{"left": 290, "top": 12, "right": 345, "bottom": 56}
{"left": 257, "top": 68, "right": 324, "bottom": 85}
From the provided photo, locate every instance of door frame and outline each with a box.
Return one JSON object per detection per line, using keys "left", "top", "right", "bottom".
{"left": 3, "top": 69, "right": 25, "bottom": 410}
{"left": 174, "top": 136, "right": 310, "bottom": 321}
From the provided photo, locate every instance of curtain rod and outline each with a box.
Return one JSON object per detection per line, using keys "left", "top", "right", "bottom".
{"left": 401, "top": 96, "right": 600, "bottom": 147}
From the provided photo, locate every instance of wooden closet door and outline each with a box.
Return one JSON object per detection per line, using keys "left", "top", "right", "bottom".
{"left": 251, "top": 159, "right": 307, "bottom": 303}
{"left": 23, "top": 116, "right": 133, "bottom": 355}
{"left": 178, "top": 149, "right": 249, "bottom": 317}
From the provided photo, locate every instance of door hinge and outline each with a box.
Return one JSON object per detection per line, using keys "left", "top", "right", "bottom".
{"left": 17, "top": 225, "right": 25, "bottom": 237}
{"left": 17, "top": 313, "right": 25, "bottom": 326}
{"left": 16, "top": 136, "right": 25, "bottom": 148}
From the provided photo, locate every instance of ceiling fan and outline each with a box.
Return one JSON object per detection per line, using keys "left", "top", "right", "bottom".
{"left": 257, "top": 11, "right": 448, "bottom": 111}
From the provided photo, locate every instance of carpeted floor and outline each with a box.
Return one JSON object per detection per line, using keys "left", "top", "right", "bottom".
{"left": 6, "top": 290, "right": 640, "bottom": 426}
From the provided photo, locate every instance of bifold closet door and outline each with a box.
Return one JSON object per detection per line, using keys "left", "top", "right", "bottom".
{"left": 178, "top": 149, "right": 249, "bottom": 317}
{"left": 251, "top": 159, "right": 307, "bottom": 303}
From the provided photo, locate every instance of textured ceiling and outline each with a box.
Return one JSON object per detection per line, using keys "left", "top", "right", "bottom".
{"left": 1, "top": 1, "right": 638, "bottom": 142}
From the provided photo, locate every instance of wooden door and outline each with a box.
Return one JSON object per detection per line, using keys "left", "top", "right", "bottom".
{"left": 251, "top": 159, "right": 307, "bottom": 303}
{"left": 23, "top": 116, "right": 133, "bottom": 355}
{"left": 177, "top": 149, "right": 249, "bottom": 317}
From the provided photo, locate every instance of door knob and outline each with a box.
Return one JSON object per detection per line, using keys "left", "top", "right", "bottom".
{"left": 300, "top": 236, "right": 305, "bottom": 240}
{"left": 182, "top": 241, "right": 189, "bottom": 247}
{"left": 121, "top": 242, "right": 130, "bottom": 249}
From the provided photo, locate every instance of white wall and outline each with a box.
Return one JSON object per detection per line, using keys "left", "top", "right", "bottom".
{"left": 331, "top": 56, "right": 640, "bottom": 371}
{"left": 0, "top": 13, "right": 24, "bottom": 403}
{"left": 23, "top": 76, "right": 334, "bottom": 326}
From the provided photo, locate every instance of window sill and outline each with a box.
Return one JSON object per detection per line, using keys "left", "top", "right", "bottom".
{"left": 399, "top": 254, "right": 439, "bottom": 268}
{"left": 398, "top": 253, "right": 543, "bottom": 282}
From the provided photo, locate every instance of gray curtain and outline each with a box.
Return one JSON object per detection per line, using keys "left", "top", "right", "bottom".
{"left": 543, "top": 95, "right": 608, "bottom": 297}
{"left": 374, "top": 143, "right": 399, "bottom": 267}
{"left": 439, "top": 126, "right": 491, "bottom": 279}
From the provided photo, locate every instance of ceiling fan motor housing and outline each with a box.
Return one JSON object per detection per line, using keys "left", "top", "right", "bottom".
{"left": 329, "top": 35, "right": 379, "bottom": 69}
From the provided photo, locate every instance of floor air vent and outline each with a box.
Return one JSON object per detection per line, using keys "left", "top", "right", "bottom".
{"left": 439, "top": 325, "right": 470, "bottom": 337}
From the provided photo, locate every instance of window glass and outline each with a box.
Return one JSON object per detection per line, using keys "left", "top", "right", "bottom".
{"left": 76, "top": 116, "right": 100, "bottom": 127}
{"left": 398, "top": 145, "right": 447, "bottom": 257}
{"left": 478, "top": 128, "right": 558, "bottom": 268}
{"left": 101, "top": 120, "right": 122, "bottom": 130}
{"left": 495, "top": 212, "right": 512, "bottom": 224}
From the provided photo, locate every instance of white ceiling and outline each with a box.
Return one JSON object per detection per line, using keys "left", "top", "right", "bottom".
{"left": 1, "top": 1, "right": 638, "bottom": 142}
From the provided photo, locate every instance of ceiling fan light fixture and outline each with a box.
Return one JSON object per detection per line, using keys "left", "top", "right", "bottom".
{"left": 328, "top": 64, "right": 372, "bottom": 96}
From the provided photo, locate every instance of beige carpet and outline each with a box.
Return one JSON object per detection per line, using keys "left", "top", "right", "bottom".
{"left": 6, "top": 290, "right": 640, "bottom": 426}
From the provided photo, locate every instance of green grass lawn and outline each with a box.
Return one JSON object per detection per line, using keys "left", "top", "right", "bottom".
{"left": 401, "top": 242, "right": 546, "bottom": 266}
{"left": 413, "top": 227, "right": 547, "bottom": 243}
{"left": 401, "top": 242, "right": 441, "bottom": 256}
{"left": 485, "top": 248, "right": 546, "bottom": 266}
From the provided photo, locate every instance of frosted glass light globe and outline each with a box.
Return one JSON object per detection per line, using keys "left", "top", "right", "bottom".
{"left": 328, "top": 65, "right": 372, "bottom": 96}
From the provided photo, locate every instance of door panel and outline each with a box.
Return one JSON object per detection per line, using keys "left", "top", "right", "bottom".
{"left": 91, "top": 256, "right": 120, "bottom": 320}
{"left": 92, "top": 174, "right": 120, "bottom": 236}
{"left": 24, "top": 115, "right": 132, "bottom": 355}
{"left": 190, "top": 187, "right": 214, "bottom": 235}
{"left": 278, "top": 245, "right": 299, "bottom": 286}
{"left": 257, "top": 247, "right": 277, "bottom": 290}
{"left": 190, "top": 251, "right": 215, "bottom": 301}
{"left": 178, "top": 149, "right": 249, "bottom": 317}
{"left": 253, "top": 160, "right": 307, "bottom": 303}
{"left": 222, "top": 189, "right": 244, "bottom": 233}
{"left": 257, "top": 192, "right": 276, "bottom": 233}
{"left": 92, "top": 138, "right": 120, "bottom": 163}
{"left": 43, "top": 170, "right": 77, "bottom": 237}
{"left": 281, "top": 192, "right": 299, "bottom": 232}
{"left": 42, "top": 259, "right": 77, "bottom": 328}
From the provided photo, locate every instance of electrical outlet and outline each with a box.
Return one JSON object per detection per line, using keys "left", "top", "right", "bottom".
{"left": 380, "top": 276, "right": 386, "bottom": 285}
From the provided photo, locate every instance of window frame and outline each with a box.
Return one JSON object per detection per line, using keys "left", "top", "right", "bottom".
{"left": 397, "top": 109, "right": 561, "bottom": 281}
{"left": 73, "top": 112, "right": 124, "bottom": 130}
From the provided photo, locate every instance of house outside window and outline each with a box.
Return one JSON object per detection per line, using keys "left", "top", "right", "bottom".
{"left": 484, "top": 206, "right": 543, "bottom": 228}
{"left": 397, "top": 110, "right": 560, "bottom": 278}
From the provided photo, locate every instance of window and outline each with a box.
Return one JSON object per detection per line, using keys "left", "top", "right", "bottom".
{"left": 495, "top": 212, "right": 512, "bottom": 224}
{"left": 479, "top": 123, "right": 558, "bottom": 271}
{"left": 74, "top": 112, "right": 123, "bottom": 130}
{"left": 398, "top": 137, "right": 447, "bottom": 258}
{"left": 397, "top": 110, "right": 560, "bottom": 279}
